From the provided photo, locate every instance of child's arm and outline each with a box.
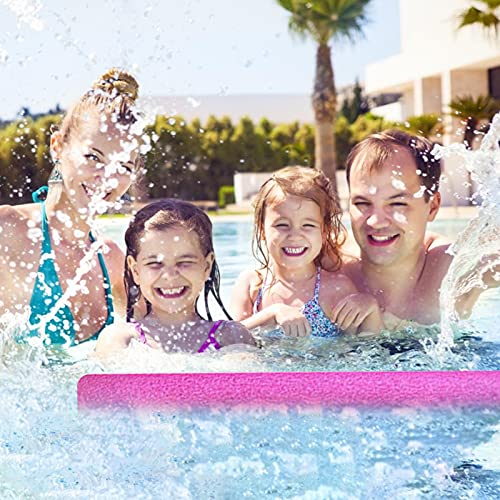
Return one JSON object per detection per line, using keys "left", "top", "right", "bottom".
{"left": 230, "top": 269, "right": 311, "bottom": 336}
{"left": 240, "top": 302, "right": 312, "bottom": 336}
{"left": 93, "top": 322, "right": 138, "bottom": 359}
{"left": 245, "top": 303, "right": 312, "bottom": 337}
{"left": 219, "top": 321, "right": 256, "bottom": 347}
{"left": 230, "top": 269, "right": 258, "bottom": 322}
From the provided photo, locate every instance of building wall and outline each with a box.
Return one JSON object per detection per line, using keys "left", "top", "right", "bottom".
{"left": 366, "top": 0, "right": 500, "bottom": 94}
{"left": 365, "top": 0, "right": 500, "bottom": 206}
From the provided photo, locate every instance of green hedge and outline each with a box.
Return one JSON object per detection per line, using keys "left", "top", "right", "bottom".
{"left": 0, "top": 112, "right": 394, "bottom": 204}
{"left": 218, "top": 185, "right": 235, "bottom": 208}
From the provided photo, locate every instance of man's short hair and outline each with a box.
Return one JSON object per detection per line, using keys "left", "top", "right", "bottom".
{"left": 345, "top": 129, "right": 442, "bottom": 201}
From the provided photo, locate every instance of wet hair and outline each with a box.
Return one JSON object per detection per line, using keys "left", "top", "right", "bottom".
{"left": 345, "top": 129, "right": 442, "bottom": 201}
{"left": 57, "top": 68, "right": 140, "bottom": 145}
{"left": 252, "top": 166, "right": 346, "bottom": 280}
{"left": 124, "top": 198, "right": 231, "bottom": 322}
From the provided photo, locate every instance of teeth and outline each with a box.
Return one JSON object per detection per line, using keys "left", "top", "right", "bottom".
{"left": 284, "top": 247, "right": 306, "bottom": 254}
{"left": 371, "top": 235, "right": 396, "bottom": 242}
{"left": 83, "top": 184, "right": 112, "bottom": 199}
{"left": 159, "top": 286, "right": 184, "bottom": 295}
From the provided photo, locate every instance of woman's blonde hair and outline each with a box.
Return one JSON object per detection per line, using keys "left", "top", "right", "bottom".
{"left": 57, "top": 68, "right": 140, "bottom": 143}
{"left": 253, "top": 166, "right": 346, "bottom": 275}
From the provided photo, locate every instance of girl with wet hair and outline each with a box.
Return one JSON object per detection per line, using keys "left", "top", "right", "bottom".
{"left": 94, "top": 199, "right": 254, "bottom": 357}
{"left": 231, "top": 166, "right": 383, "bottom": 337}
{"left": 0, "top": 68, "right": 144, "bottom": 347}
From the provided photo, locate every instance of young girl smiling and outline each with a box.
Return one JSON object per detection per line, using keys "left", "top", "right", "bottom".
{"left": 231, "top": 166, "right": 383, "bottom": 337}
{"left": 95, "top": 199, "right": 254, "bottom": 357}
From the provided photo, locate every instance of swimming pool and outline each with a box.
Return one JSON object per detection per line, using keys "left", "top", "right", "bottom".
{"left": 0, "top": 216, "right": 498, "bottom": 497}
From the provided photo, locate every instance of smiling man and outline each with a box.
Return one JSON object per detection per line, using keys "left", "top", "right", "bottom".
{"left": 342, "top": 129, "right": 493, "bottom": 329}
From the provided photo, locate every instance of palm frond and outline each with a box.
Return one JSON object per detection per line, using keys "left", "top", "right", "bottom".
{"left": 449, "top": 94, "right": 500, "bottom": 120}
{"left": 457, "top": 1, "right": 500, "bottom": 35}
{"left": 277, "top": 0, "right": 371, "bottom": 44}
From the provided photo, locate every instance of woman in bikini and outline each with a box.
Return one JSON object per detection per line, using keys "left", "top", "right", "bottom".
{"left": 0, "top": 68, "right": 144, "bottom": 346}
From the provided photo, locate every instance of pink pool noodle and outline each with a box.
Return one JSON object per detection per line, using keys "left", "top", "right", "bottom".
{"left": 78, "top": 371, "right": 500, "bottom": 410}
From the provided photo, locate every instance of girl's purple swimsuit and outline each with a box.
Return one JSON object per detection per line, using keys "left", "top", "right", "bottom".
{"left": 133, "top": 319, "right": 224, "bottom": 352}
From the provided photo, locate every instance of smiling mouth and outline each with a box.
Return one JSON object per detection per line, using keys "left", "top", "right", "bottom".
{"left": 282, "top": 246, "right": 308, "bottom": 256}
{"left": 82, "top": 184, "right": 112, "bottom": 200}
{"left": 155, "top": 286, "right": 188, "bottom": 299}
{"left": 367, "top": 234, "right": 399, "bottom": 247}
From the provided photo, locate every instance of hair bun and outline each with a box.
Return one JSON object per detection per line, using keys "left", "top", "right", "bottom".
{"left": 93, "top": 68, "right": 139, "bottom": 102}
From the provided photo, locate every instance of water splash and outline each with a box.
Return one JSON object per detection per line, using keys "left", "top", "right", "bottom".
{"left": 1, "top": 0, "right": 44, "bottom": 30}
{"left": 426, "top": 112, "right": 500, "bottom": 359}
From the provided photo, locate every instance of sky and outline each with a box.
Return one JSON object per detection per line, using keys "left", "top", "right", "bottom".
{"left": 0, "top": 0, "right": 400, "bottom": 120}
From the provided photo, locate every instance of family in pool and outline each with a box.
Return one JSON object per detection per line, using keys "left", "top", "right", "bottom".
{"left": 0, "top": 69, "right": 497, "bottom": 359}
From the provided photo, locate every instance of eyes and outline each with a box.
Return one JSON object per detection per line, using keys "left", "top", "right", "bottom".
{"left": 144, "top": 260, "right": 197, "bottom": 269}
{"left": 353, "top": 201, "right": 408, "bottom": 208}
{"left": 84, "top": 154, "right": 134, "bottom": 173}
{"left": 273, "top": 222, "right": 319, "bottom": 229}
{"left": 84, "top": 153, "right": 100, "bottom": 163}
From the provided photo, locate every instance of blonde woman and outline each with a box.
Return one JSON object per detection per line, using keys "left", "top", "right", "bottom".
{"left": 0, "top": 69, "right": 144, "bottom": 346}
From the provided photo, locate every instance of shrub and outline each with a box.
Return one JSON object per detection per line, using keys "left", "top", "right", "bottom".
{"left": 218, "top": 185, "right": 235, "bottom": 208}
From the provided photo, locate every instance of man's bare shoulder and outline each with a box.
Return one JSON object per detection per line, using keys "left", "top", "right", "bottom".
{"left": 339, "top": 256, "right": 362, "bottom": 283}
{"left": 321, "top": 267, "right": 355, "bottom": 285}
{"left": 319, "top": 269, "right": 358, "bottom": 302}
{"left": 425, "top": 231, "right": 451, "bottom": 252}
{"left": 426, "top": 239, "right": 453, "bottom": 272}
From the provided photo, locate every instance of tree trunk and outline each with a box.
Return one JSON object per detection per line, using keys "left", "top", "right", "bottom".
{"left": 464, "top": 116, "right": 478, "bottom": 149}
{"left": 464, "top": 116, "right": 478, "bottom": 203}
{"left": 312, "top": 44, "right": 337, "bottom": 194}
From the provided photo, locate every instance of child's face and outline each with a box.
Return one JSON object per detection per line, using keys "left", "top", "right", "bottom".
{"left": 262, "top": 195, "right": 323, "bottom": 271}
{"left": 128, "top": 226, "right": 214, "bottom": 320}
{"left": 52, "top": 109, "right": 139, "bottom": 213}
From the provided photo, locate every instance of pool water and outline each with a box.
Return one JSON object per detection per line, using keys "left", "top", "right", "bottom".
{"left": 0, "top": 216, "right": 498, "bottom": 498}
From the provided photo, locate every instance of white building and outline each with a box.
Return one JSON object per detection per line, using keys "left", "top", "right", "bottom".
{"left": 365, "top": 0, "right": 500, "bottom": 205}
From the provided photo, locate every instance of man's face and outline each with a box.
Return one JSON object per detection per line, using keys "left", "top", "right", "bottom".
{"left": 349, "top": 148, "right": 440, "bottom": 268}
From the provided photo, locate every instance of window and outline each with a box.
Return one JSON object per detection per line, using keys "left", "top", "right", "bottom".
{"left": 488, "top": 66, "right": 500, "bottom": 99}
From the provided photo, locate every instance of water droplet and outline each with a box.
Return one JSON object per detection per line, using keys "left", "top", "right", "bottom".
{"left": 0, "top": 48, "right": 8, "bottom": 64}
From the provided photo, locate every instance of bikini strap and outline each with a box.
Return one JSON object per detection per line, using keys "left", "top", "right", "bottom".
{"left": 39, "top": 202, "right": 52, "bottom": 255}
{"left": 313, "top": 266, "right": 321, "bottom": 300}
{"left": 32, "top": 186, "right": 48, "bottom": 204}
{"left": 132, "top": 320, "right": 147, "bottom": 344}
{"left": 252, "top": 270, "right": 271, "bottom": 314}
{"left": 198, "top": 319, "right": 224, "bottom": 353}
{"left": 253, "top": 287, "right": 263, "bottom": 314}
{"left": 90, "top": 231, "right": 115, "bottom": 324}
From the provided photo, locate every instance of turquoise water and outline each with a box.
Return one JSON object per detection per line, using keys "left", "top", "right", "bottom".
{"left": 0, "top": 217, "right": 498, "bottom": 497}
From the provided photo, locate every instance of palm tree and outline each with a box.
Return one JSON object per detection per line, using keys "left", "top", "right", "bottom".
{"left": 457, "top": 0, "right": 500, "bottom": 37}
{"left": 449, "top": 94, "right": 499, "bottom": 149}
{"left": 277, "top": 0, "right": 371, "bottom": 194}
{"left": 449, "top": 94, "right": 499, "bottom": 202}
{"left": 399, "top": 114, "right": 444, "bottom": 141}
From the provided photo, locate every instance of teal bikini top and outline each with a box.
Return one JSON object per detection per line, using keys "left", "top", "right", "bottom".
{"left": 27, "top": 187, "right": 114, "bottom": 346}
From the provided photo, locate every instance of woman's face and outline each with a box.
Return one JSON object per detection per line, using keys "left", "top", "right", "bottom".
{"left": 53, "top": 109, "right": 140, "bottom": 214}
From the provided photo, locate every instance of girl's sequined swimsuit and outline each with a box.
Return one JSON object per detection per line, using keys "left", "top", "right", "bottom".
{"left": 253, "top": 267, "right": 340, "bottom": 337}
